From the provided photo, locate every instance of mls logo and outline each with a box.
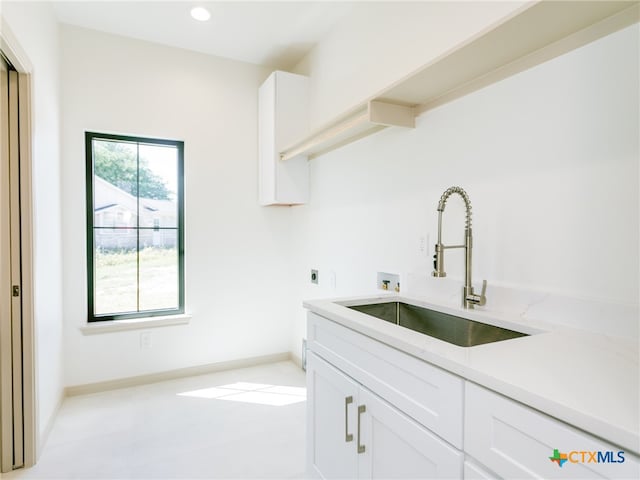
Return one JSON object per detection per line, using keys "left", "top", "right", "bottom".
{"left": 550, "top": 449, "right": 568, "bottom": 467}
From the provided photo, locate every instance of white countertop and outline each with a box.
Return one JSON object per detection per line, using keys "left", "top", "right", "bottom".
{"left": 303, "top": 293, "right": 639, "bottom": 456}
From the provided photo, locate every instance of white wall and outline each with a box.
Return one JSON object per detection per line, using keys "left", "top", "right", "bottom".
{"left": 292, "top": 1, "right": 526, "bottom": 130}
{"left": 0, "top": 0, "right": 65, "bottom": 449}
{"left": 60, "top": 26, "right": 296, "bottom": 386}
{"left": 290, "top": 23, "right": 639, "bottom": 353}
{"left": 11, "top": 2, "right": 638, "bottom": 394}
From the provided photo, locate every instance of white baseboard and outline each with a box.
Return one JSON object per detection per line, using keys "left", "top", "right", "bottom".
{"left": 290, "top": 353, "right": 303, "bottom": 370}
{"left": 65, "top": 352, "right": 293, "bottom": 397}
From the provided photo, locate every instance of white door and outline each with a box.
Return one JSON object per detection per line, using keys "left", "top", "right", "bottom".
{"left": 358, "top": 387, "right": 463, "bottom": 479}
{"left": 0, "top": 54, "right": 24, "bottom": 473}
{"left": 306, "top": 352, "right": 359, "bottom": 479}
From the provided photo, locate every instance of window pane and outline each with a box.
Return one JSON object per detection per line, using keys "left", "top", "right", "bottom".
{"left": 138, "top": 144, "right": 178, "bottom": 228}
{"left": 94, "top": 227, "right": 137, "bottom": 251}
{"left": 93, "top": 140, "right": 139, "bottom": 229}
{"left": 94, "top": 247, "right": 138, "bottom": 315}
{"left": 138, "top": 236, "right": 179, "bottom": 311}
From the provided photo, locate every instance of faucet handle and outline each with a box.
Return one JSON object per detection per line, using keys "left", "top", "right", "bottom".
{"left": 477, "top": 280, "right": 487, "bottom": 306}
{"left": 466, "top": 280, "right": 487, "bottom": 307}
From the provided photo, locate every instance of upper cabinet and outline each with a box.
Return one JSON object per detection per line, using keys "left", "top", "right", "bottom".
{"left": 258, "top": 70, "right": 309, "bottom": 206}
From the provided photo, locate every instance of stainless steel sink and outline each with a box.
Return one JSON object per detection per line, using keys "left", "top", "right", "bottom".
{"left": 348, "top": 302, "right": 528, "bottom": 347}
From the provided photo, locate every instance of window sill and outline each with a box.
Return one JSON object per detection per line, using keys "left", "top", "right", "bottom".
{"left": 80, "top": 314, "right": 191, "bottom": 335}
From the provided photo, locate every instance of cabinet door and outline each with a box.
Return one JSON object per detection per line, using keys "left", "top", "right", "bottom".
{"left": 465, "top": 383, "right": 640, "bottom": 479}
{"left": 258, "top": 70, "right": 308, "bottom": 206}
{"left": 307, "top": 352, "right": 358, "bottom": 479}
{"left": 358, "top": 387, "right": 463, "bottom": 479}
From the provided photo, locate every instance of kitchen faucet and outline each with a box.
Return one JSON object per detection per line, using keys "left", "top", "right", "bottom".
{"left": 432, "top": 186, "right": 487, "bottom": 309}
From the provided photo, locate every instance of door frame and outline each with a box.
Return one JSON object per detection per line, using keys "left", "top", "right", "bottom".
{"left": 1, "top": 17, "right": 37, "bottom": 469}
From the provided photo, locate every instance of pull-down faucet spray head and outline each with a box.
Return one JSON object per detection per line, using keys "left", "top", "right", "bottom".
{"left": 433, "top": 238, "right": 447, "bottom": 277}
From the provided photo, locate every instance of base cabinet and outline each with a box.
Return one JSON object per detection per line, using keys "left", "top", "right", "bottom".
{"left": 307, "top": 352, "right": 462, "bottom": 479}
{"left": 306, "top": 311, "right": 639, "bottom": 480}
{"left": 465, "top": 383, "right": 640, "bottom": 479}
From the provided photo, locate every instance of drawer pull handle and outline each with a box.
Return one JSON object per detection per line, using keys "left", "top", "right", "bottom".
{"left": 357, "top": 404, "right": 366, "bottom": 454}
{"left": 345, "top": 396, "right": 353, "bottom": 442}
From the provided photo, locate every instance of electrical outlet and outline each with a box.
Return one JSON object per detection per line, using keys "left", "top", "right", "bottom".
{"left": 140, "top": 332, "right": 153, "bottom": 349}
{"left": 311, "top": 269, "right": 318, "bottom": 284}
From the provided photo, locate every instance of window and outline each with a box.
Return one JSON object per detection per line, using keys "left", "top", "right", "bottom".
{"left": 85, "top": 132, "right": 184, "bottom": 322}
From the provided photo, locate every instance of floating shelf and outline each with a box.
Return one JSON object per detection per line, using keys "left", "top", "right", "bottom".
{"left": 280, "top": 0, "right": 638, "bottom": 162}
{"left": 280, "top": 100, "right": 414, "bottom": 161}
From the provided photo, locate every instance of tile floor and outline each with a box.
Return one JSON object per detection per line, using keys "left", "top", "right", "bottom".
{"left": 5, "top": 361, "right": 307, "bottom": 479}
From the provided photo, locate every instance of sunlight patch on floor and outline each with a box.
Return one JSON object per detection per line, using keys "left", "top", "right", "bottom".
{"left": 178, "top": 382, "right": 307, "bottom": 406}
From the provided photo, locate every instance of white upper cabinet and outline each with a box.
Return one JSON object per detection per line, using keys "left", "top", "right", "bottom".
{"left": 258, "top": 70, "right": 309, "bottom": 206}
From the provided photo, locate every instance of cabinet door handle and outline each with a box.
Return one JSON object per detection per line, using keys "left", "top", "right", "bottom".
{"left": 357, "top": 404, "right": 366, "bottom": 454}
{"left": 344, "top": 396, "right": 353, "bottom": 442}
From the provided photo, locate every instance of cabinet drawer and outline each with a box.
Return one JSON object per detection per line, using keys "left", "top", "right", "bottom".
{"left": 308, "top": 312, "right": 464, "bottom": 448}
{"left": 465, "top": 382, "right": 640, "bottom": 479}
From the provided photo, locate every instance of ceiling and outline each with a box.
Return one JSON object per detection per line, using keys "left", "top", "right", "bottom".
{"left": 52, "top": 1, "right": 360, "bottom": 70}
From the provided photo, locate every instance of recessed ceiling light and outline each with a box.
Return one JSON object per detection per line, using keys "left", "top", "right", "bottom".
{"left": 190, "top": 7, "right": 211, "bottom": 22}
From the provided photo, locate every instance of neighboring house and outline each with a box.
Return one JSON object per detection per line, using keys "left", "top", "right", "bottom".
{"left": 93, "top": 176, "right": 177, "bottom": 250}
